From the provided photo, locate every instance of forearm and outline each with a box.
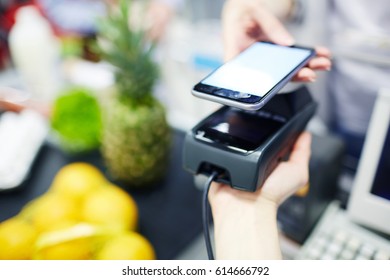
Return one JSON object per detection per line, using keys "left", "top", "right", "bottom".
{"left": 212, "top": 197, "right": 282, "bottom": 260}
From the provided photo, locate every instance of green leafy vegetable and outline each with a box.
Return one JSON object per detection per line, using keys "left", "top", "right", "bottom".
{"left": 51, "top": 87, "right": 102, "bottom": 154}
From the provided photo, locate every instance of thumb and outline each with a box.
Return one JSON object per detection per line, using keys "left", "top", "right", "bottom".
{"left": 253, "top": 7, "right": 294, "bottom": 46}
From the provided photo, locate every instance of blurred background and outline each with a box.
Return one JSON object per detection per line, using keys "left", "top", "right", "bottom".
{"left": 0, "top": 0, "right": 389, "bottom": 260}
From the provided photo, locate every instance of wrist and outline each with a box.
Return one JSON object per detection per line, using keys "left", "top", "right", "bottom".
{"left": 211, "top": 192, "right": 278, "bottom": 227}
{"left": 211, "top": 193, "right": 281, "bottom": 260}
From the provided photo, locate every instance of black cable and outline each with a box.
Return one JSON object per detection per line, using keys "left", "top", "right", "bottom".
{"left": 202, "top": 171, "right": 219, "bottom": 260}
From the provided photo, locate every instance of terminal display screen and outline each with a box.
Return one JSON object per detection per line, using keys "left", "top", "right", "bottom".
{"left": 195, "top": 108, "right": 286, "bottom": 152}
{"left": 371, "top": 125, "right": 390, "bottom": 200}
{"left": 194, "top": 88, "right": 313, "bottom": 152}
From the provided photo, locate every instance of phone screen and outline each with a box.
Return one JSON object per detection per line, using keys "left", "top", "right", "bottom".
{"left": 193, "top": 42, "right": 314, "bottom": 106}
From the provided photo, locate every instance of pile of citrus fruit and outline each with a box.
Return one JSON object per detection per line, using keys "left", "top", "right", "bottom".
{"left": 0, "top": 162, "right": 155, "bottom": 260}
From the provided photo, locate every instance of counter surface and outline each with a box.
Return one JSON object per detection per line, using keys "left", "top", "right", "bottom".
{"left": 0, "top": 129, "right": 203, "bottom": 260}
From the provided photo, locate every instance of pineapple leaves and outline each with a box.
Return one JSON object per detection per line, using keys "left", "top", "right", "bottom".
{"left": 97, "top": 0, "right": 159, "bottom": 104}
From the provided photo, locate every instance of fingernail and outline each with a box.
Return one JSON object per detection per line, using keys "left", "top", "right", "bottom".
{"left": 286, "top": 37, "right": 295, "bottom": 46}
{"left": 281, "top": 36, "right": 295, "bottom": 46}
{"left": 275, "top": 34, "right": 295, "bottom": 46}
{"left": 280, "top": 35, "right": 295, "bottom": 45}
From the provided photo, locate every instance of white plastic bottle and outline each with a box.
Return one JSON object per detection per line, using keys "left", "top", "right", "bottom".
{"left": 8, "top": 5, "right": 61, "bottom": 103}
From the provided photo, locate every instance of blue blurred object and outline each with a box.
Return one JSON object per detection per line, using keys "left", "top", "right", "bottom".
{"left": 192, "top": 53, "right": 222, "bottom": 71}
{"left": 38, "top": 0, "right": 106, "bottom": 35}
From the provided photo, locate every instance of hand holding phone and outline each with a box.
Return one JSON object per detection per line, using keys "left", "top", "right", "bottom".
{"left": 192, "top": 42, "right": 316, "bottom": 111}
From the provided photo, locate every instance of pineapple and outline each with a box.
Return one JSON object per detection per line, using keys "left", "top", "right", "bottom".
{"left": 98, "top": 0, "right": 171, "bottom": 187}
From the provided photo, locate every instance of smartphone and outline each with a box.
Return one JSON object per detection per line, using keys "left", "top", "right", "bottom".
{"left": 192, "top": 41, "right": 316, "bottom": 110}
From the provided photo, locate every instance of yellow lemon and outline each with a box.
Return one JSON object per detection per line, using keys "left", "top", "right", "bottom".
{"left": 0, "top": 218, "right": 38, "bottom": 259}
{"left": 34, "top": 223, "right": 114, "bottom": 260}
{"left": 96, "top": 232, "right": 155, "bottom": 260}
{"left": 50, "top": 162, "right": 107, "bottom": 201}
{"left": 34, "top": 237, "right": 92, "bottom": 260}
{"left": 30, "top": 193, "right": 80, "bottom": 233}
{"left": 81, "top": 185, "right": 138, "bottom": 230}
